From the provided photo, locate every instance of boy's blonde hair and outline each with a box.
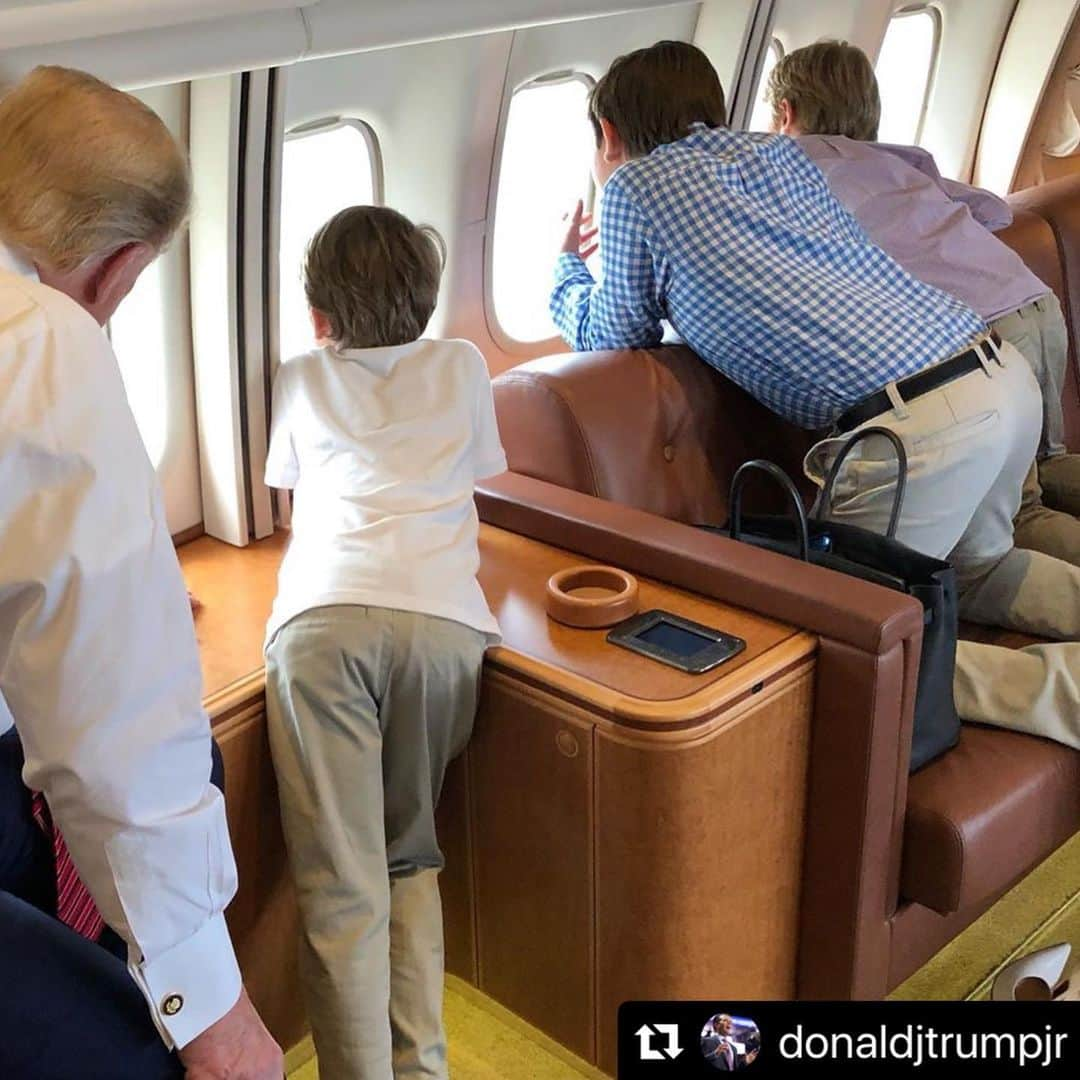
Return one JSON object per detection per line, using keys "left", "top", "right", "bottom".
{"left": 767, "top": 40, "right": 881, "bottom": 141}
{"left": 0, "top": 66, "right": 191, "bottom": 271}
{"left": 304, "top": 206, "right": 445, "bottom": 350}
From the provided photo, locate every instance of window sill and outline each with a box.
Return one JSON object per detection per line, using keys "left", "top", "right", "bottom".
{"left": 178, "top": 531, "right": 287, "bottom": 713}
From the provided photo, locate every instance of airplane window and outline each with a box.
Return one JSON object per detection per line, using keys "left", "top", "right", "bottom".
{"left": 876, "top": 9, "right": 938, "bottom": 145}
{"left": 749, "top": 39, "right": 783, "bottom": 132}
{"left": 111, "top": 260, "right": 171, "bottom": 467}
{"left": 278, "top": 120, "right": 379, "bottom": 362}
{"left": 492, "top": 75, "right": 596, "bottom": 345}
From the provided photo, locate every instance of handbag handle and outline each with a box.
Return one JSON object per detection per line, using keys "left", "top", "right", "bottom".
{"left": 728, "top": 459, "right": 810, "bottom": 563}
{"left": 815, "top": 425, "right": 909, "bottom": 540}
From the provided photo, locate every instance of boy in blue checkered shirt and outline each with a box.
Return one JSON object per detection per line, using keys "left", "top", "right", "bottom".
{"left": 550, "top": 40, "right": 1080, "bottom": 748}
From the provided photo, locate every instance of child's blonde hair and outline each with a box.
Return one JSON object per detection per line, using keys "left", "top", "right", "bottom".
{"left": 304, "top": 206, "right": 445, "bottom": 350}
{"left": 0, "top": 66, "right": 191, "bottom": 271}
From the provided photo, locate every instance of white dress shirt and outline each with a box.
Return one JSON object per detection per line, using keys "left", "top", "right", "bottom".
{"left": 265, "top": 338, "right": 506, "bottom": 645}
{"left": 0, "top": 241, "right": 241, "bottom": 1048}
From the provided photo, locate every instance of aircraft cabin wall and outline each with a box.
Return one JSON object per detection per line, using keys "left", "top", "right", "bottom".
{"left": 279, "top": 4, "right": 702, "bottom": 375}
{"left": 110, "top": 83, "right": 204, "bottom": 539}
{"left": 2, "top": 0, "right": 1079, "bottom": 548}
{"left": 0, "top": 1, "right": 711, "bottom": 89}
{"left": 1016, "top": 5, "right": 1080, "bottom": 190}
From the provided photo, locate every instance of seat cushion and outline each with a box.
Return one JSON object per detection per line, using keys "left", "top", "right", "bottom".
{"left": 901, "top": 724, "right": 1080, "bottom": 914}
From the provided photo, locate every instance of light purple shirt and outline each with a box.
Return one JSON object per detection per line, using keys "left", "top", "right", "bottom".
{"left": 797, "top": 135, "right": 1048, "bottom": 322}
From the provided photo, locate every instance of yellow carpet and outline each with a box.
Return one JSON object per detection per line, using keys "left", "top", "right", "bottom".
{"left": 891, "top": 831, "right": 1080, "bottom": 1000}
{"left": 286, "top": 977, "right": 605, "bottom": 1079}
{"left": 288, "top": 835, "right": 1080, "bottom": 1076}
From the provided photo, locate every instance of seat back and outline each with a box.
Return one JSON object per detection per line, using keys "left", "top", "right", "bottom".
{"left": 1005, "top": 178, "right": 1080, "bottom": 451}
{"left": 493, "top": 345, "right": 818, "bottom": 525}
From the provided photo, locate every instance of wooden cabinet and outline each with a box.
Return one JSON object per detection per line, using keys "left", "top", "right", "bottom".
{"left": 212, "top": 680, "right": 307, "bottom": 1052}
{"left": 181, "top": 527, "right": 815, "bottom": 1072}
{"left": 438, "top": 527, "right": 817, "bottom": 1075}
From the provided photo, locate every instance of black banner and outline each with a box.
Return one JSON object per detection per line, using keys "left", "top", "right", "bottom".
{"left": 619, "top": 1001, "right": 1080, "bottom": 1078}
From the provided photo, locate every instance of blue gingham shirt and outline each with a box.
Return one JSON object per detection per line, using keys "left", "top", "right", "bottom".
{"left": 550, "top": 126, "right": 987, "bottom": 429}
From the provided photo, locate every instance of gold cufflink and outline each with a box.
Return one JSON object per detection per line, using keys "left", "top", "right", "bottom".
{"left": 162, "top": 994, "right": 184, "bottom": 1016}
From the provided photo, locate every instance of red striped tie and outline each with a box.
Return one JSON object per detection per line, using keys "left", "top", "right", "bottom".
{"left": 30, "top": 791, "right": 105, "bottom": 942}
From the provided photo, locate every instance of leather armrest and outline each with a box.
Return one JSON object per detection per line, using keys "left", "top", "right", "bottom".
{"left": 477, "top": 471, "right": 923, "bottom": 652}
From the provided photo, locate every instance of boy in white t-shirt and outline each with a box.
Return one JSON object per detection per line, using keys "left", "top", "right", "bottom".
{"left": 263, "top": 206, "right": 506, "bottom": 1080}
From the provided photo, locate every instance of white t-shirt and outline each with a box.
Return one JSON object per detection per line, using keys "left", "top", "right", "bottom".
{"left": 264, "top": 337, "right": 506, "bottom": 645}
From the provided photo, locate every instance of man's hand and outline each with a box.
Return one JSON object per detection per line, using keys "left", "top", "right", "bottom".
{"left": 179, "top": 989, "right": 283, "bottom": 1079}
{"left": 560, "top": 199, "right": 599, "bottom": 260}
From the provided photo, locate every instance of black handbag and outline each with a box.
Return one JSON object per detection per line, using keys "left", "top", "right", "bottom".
{"left": 718, "top": 426, "right": 960, "bottom": 773}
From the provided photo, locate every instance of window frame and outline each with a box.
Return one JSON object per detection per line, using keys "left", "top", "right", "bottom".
{"left": 282, "top": 115, "right": 385, "bottom": 204}
{"left": 274, "top": 113, "right": 384, "bottom": 362}
{"left": 747, "top": 36, "right": 785, "bottom": 133}
{"left": 878, "top": 4, "right": 942, "bottom": 146}
{"left": 485, "top": 69, "right": 597, "bottom": 355}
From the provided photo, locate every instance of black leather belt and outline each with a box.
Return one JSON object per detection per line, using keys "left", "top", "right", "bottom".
{"left": 835, "top": 332, "right": 1001, "bottom": 434}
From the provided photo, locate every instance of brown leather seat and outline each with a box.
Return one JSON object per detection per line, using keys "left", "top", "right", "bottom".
{"left": 487, "top": 176, "right": 1080, "bottom": 999}
{"left": 495, "top": 345, "right": 817, "bottom": 525}
{"left": 902, "top": 726, "right": 1080, "bottom": 914}
{"left": 495, "top": 328, "right": 1080, "bottom": 920}
{"left": 882, "top": 179, "right": 1080, "bottom": 922}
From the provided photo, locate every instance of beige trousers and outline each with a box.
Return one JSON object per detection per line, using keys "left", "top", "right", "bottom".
{"left": 955, "top": 639, "right": 1080, "bottom": 750}
{"left": 993, "top": 294, "right": 1080, "bottom": 562}
{"left": 806, "top": 338, "right": 1080, "bottom": 747}
{"left": 265, "top": 605, "right": 486, "bottom": 1080}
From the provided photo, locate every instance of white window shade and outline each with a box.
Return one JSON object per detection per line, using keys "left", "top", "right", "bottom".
{"left": 278, "top": 120, "right": 379, "bottom": 363}
{"left": 111, "top": 260, "right": 171, "bottom": 469}
{"left": 0, "top": 0, "right": 317, "bottom": 48}
{"left": 108, "top": 81, "right": 202, "bottom": 537}
{"left": 491, "top": 76, "right": 595, "bottom": 345}
{"left": 876, "top": 10, "right": 938, "bottom": 145}
{"left": 748, "top": 40, "right": 782, "bottom": 133}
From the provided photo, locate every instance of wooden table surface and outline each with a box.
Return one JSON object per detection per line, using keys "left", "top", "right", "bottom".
{"left": 179, "top": 526, "right": 813, "bottom": 721}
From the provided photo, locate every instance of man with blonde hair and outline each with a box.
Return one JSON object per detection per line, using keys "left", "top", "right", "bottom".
{"left": 768, "top": 40, "right": 1080, "bottom": 609}
{"left": 554, "top": 41, "right": 1080, "bottom": 749}
{"left": 0, "top": 67, "right": 281, "bottom": 1078}
{"left": 767, "top": 39, "right": 1080, "bottom": 747}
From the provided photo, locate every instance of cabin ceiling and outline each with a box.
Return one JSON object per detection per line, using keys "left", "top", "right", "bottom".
{"left": 0, "top": 0, "right": 698, "bottom": 87}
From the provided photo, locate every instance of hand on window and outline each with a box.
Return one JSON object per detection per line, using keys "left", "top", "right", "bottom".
{"left": 560, "top": 200, "right": 598, "bottom": 261}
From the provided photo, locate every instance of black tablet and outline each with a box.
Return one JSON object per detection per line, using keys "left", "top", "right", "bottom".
{"left": 607, "top": 609, "right": 746, "bottom": 674}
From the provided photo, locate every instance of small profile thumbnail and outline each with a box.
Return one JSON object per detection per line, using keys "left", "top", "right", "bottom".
{"left": 700, "top": 1013, "right": 761, "bottom": 1071}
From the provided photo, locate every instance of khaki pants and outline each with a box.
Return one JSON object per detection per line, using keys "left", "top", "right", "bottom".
{"left": 806, "top": 338, "right": 1080, "bottom": 746}
{"left": 955, "top": 639, "right": 1080, "bottom": 750}
{"left": 993, "top": 294, "right": 1080, "bottom": 562}
{"left": 265, "top": 606, "right": 486, "bottom": 1080}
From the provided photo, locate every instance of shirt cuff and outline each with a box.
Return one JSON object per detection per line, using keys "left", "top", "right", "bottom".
{"left": 265, "top": 465, "right": 299, "bottom": 489}
{"left": 129, "top": 912, "right": 243, "bottom": 1050}
{"left": 555, "top": 252, "right": 592, "bottom": 281}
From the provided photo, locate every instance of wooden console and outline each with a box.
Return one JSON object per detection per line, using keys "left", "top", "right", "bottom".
{"left": 178, "top": 526, "right": 816, "bottom": 1073}
{"left": 439, "top": 527, "right": 817, "bottom": 1074}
